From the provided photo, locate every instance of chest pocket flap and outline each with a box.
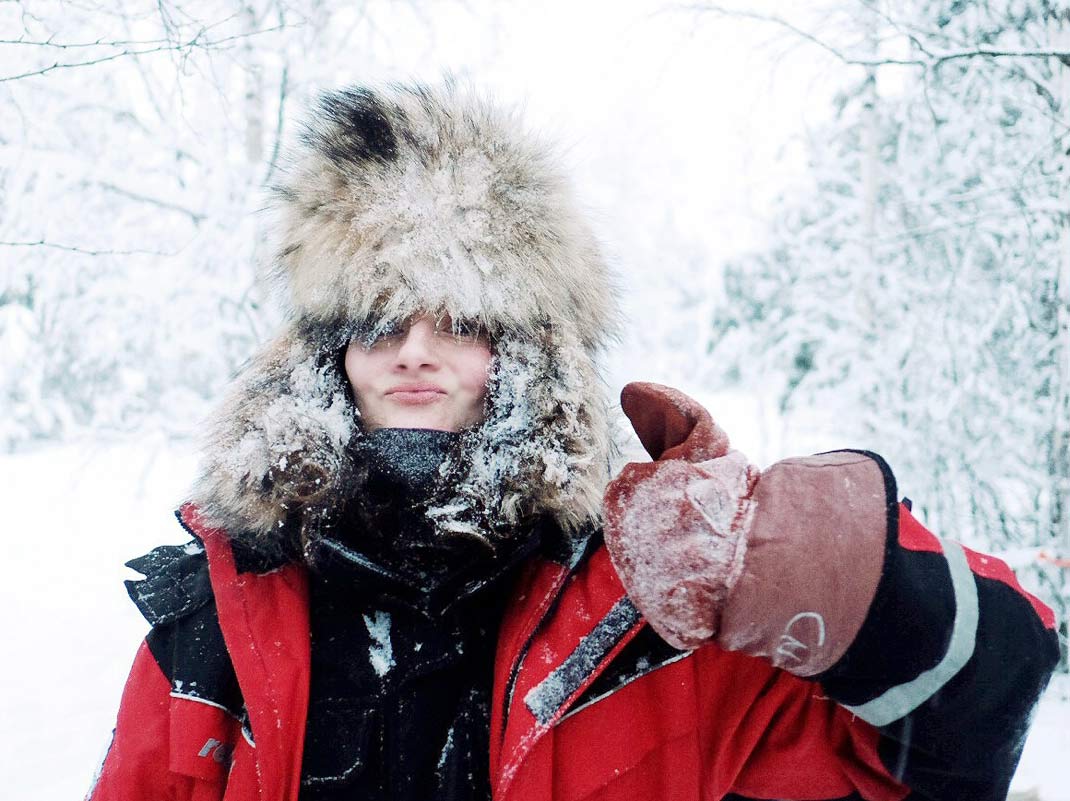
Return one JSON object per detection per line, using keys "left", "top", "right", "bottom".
{"left": 300, "top": 701, "right": 378, "bottom": 790}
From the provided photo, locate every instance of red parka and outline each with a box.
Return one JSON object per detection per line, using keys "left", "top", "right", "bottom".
{"left": 89, "top": 456, "right": 1058, "bottom": 801}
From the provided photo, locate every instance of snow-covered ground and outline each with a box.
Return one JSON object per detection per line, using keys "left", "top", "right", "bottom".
{"left": 1016, "top": 675, "right": 1070, "bottom": 801}
{"left": 1, "top": 438, "right": 197, "bottom": 800}
{"left": 2, "top": 439, "right": 1067, "bottom": 800}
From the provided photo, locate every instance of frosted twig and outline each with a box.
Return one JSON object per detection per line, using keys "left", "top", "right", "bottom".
{"left": 261, "top": 63, "right": 289, "bottom": 188}
{"left": 95, "top": 183, "right": 207, "bottom": 224}
{"left": 0, "top": 11, "right": 239, "bottom": 50}
{"left": 0, "top": 35, "right": 174, "bottom": 47}
{"left": 679, "top": 4, "right": 1070, "bottom": 68}
{"left": 0, "top": 24, "right": 286, "bottom": 83}
{"left": 0, "top": 239, "right": 179, "bottom": 257}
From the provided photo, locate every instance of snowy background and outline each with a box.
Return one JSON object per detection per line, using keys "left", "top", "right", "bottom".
{"left": 1, "top": 1, "right": 1068, "bottom": 798}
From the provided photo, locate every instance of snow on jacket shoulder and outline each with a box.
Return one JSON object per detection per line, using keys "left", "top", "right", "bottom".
{"left": 89, "top": 453, "right": 1059, "bottom": 801}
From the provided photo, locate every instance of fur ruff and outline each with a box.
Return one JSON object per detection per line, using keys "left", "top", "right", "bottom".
{"left": 271, "top": 81, "right": 616, "bottom": 348}
{"left": 190, "top": 81, "right": 618, "bottom": 554}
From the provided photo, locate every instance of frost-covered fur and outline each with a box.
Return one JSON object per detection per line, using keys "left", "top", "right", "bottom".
{"left": 191, "top": 325, "right": 360, "bottom": 544}
{"left": 270, "top": 81, "right": 616, "bottom": 350}
{"left": 190, "top": 81, "right": 618, "bottom": 552}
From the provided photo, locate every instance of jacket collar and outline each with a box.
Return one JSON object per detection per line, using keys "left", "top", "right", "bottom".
{"left": 305, "top": 530, "right": 540, "bottom": 617}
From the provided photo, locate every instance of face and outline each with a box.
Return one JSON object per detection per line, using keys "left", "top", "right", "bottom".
{"left": 344, "top": 313, "right": 493, "bottom": 432}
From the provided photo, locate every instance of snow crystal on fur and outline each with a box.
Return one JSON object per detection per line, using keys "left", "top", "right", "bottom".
{"left": 190, "top": 327, "right": 359, "bottom": 546}
{"left": 429, "top": 330, "right": 610, "bottom": 541}
{"left": 363, "top": 610, "right": 394, "bottom": 677}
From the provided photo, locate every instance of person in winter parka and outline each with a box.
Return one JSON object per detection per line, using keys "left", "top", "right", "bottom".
{"left": 89, "top": 81, "right": 1059, "bottom": 801}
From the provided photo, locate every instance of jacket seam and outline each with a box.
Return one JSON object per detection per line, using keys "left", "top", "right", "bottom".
{"left": 557, "top": 650, "right": 691, "bottom": 723}
{"left": 169, "top": 690, "right": 243, "bottom": 721}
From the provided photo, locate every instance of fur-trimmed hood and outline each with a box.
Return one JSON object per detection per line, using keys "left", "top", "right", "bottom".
{"left": 190, "top": 81, "right": 618, "bottom": 555}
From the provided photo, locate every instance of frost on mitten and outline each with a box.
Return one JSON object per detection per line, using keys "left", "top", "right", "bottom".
{"left": 603, "top": 382, "right": 760, "bottom": 651}
{"left": 604, "top": 451, "right": 759, "bottom": 650}
{"left": 605, "top": 383, "right": 890, "bottom": 675}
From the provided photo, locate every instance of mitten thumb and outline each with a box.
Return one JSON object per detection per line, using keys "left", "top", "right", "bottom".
{"left": 620, "top": 382, "right": 730, "bottom": 462}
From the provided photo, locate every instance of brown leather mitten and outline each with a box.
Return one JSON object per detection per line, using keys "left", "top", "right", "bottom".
{"left": 604, "top": 383, "right": 758, "bottom": 650}
{"left": 604, "top": 382, "right": 888, "bottom": 675}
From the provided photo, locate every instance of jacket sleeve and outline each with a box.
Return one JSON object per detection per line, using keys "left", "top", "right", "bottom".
{"left": 88, "top": 540, "right": 234, "bottom": 801}
{"left": 87, "top": 640, "right": 186, "bottom": 801}
{"left": 811, "top": 453, "right": 1060, "bottom": 801}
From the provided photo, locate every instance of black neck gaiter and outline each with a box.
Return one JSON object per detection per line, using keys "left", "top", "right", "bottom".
{"left": 359, "top": 427, "right": 460, "bottom": 495}
{"left": 304, "top": 427, "right": 540, "bottom": 616}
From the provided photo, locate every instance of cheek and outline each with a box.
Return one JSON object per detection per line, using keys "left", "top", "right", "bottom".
{"left": 457, "top": 347, "right": 493, "bottom": 399}
{"left": 343, "top": 346, "right": 375, "bottom": 404}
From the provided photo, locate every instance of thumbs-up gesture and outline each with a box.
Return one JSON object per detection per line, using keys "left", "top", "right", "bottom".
{"left": 604, "top": 382, "right": 889, "bottom": 675}
{"left": 603, "top": 382, "right": 760, "bottom": 650}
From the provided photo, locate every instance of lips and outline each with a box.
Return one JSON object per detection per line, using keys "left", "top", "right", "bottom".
{"left": 385, "top": 384, "right": 447, "bottom": 405}
{"left": 386, "top": 383, "right": 446, "bottom": 395}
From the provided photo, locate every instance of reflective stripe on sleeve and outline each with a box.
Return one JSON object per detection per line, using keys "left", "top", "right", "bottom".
{"left": 843, "top": 541, "right": 978, "bottom": 727}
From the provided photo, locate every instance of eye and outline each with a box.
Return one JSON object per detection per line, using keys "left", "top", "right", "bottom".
{"left": 441, "top": 317, "right": 485, "bottom": 342}
{"left": 357, "top": 318, "right": 405, "bottom": 348}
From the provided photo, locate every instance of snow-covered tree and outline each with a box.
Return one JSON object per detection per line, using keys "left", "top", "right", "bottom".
{"left": 0, "top": 0, "right": 493, "bottom": 448}
{"left": 702, "top": 0, "right": 1070, "bottom": 665}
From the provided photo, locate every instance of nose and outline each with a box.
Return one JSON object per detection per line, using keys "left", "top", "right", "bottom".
{"left": 393, "top": 318, "right": 440, "bottom": 369}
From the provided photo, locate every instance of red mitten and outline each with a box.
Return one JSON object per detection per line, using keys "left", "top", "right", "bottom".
{"left": 603, "top": 383, "right": 760, "bottom": 650}
{"left": 604, "top": 382, "right": 889, "bottom": 675}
